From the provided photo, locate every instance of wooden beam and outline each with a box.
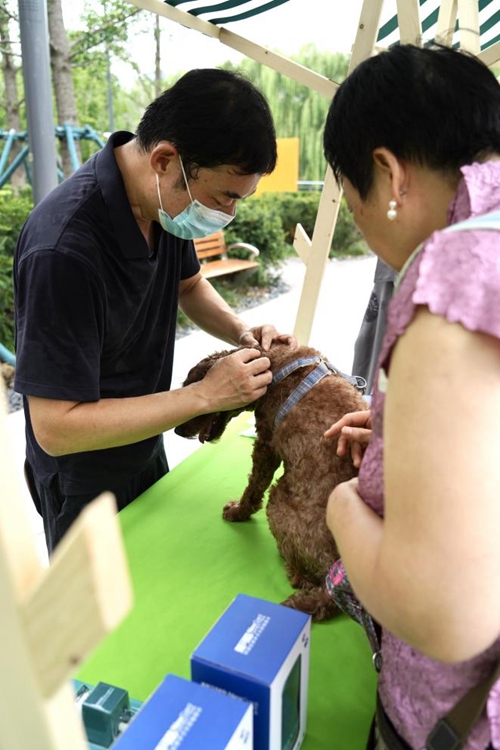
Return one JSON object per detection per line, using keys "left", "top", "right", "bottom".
{"left": 478, "top": 40, "right": 500, "bottom": 67}
{"left": 0, "top": 539, "right": 88, "bottom": 749}
{"left": 293, "top": 0, "right": 384, "bottom": 344}
{"left": 0, "top": 379, "right": 133, "bottom": 748}
{"left": 349, "top": 0, "right": 385, "bottom": 70}
{"left": 22, "top": 493, "right": 133, "bottom": 698}
{"left": 457, "top": 0, "right": 480, "bottom": 54}
{"left": 219, "top": 29, "right": 337, "bottom": 98}
{"left": 396, "top": 0, "right": 422, "bottom": 45}
{"left": 293, "top": 168, "right": 341, "bottom": 345}
{"left": 125, "top": 0, "right": 337, "bottom": 98}
{"left": 0, "top": 382, "right": 87, "bottom": 748}
{"left": 436, "top": 0, "right": 458, "bottom": 45}
{"left": 293, "top": 223, "right": 312, "bottom": 265}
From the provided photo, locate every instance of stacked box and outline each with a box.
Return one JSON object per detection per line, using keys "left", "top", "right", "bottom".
{"left": 113, "top": 674, "right": 252, "bottom": 749}
{"left": 191, "top": 594, "right": 311, "bottom": 750}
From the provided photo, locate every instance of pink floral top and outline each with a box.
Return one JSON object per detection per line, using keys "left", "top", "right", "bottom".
{"left": 358, "top": 160, "right": 500, "bottom": 750}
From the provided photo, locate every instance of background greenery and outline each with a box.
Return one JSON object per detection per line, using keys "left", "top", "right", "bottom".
{"left": 0, "top": 185, "right": 367, "bottom": 351}
{"left": 0, "top": 29, "right": 368, "bottom": 355}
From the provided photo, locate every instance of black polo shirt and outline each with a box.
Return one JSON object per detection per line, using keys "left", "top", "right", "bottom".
{"left": 14, "top": 131, "right": 200, "bottom": 494}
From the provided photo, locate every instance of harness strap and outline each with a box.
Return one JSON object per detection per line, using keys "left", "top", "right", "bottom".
{"left": 273, "top": 357, "right": 367, "bottom": 427}
{"left": 272, "top": 356, "right": 323, "bottom": 385}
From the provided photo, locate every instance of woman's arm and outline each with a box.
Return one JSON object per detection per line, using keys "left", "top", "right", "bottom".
{"left": 327, "top": 306, "right": 500, "bottom": 663}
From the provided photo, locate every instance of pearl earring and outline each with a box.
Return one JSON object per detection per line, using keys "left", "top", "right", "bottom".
{"left": 387, "top": 200, "right": 398, "bottom": 221}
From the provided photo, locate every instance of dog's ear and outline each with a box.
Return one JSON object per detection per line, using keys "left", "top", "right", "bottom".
{"left": 182, "top": 357, "right": 213, "bottom": 387}
{"left": 182, "top": 348, "right": 237, "bottom": 387}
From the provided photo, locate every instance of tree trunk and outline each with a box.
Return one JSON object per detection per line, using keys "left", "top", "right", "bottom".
{"left": 154, "top": 15, "right": 161, "bottom": 99}
{"left": 0, "top": 2, "right": 25, "bottom": 189}
{"left": 47, "top": 0, "right": 81, "bottom": 178}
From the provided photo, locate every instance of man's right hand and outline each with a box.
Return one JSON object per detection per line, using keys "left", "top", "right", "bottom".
{"left": 324, "top": 410, "right": 372, "bottom": 468}
{"left": 200, "top": 348, "right": 272, "bottom": 411}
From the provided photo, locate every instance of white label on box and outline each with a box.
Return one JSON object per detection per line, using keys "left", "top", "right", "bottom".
{"left": 154, "top": 703, "right": 202, "bottom": 750}
{"left": 224, "top": 710, "right": 253, "bottom": 750}
{"left": 234, "top": 613, "right": 270, "bottom": 655}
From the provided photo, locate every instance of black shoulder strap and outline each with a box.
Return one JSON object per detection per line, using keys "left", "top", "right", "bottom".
{"left": 426, "top": 658, "right": 500, "bottom": 750}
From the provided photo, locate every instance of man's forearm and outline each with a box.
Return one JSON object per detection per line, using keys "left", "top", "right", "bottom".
{"left": 29, "top": 384, "right": 211, "bottom": 457}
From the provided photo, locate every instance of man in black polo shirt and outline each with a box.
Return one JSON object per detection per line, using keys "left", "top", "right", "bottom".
{"left": 14, "top": 69, "right": 294, "bottom": 554}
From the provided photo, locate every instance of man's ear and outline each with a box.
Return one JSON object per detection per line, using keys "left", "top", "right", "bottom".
{"left": 150, "top": 141, "right": 179, "bottom": 175}
{"left": 372, "top": 147, "right": 409, "bottom": 206}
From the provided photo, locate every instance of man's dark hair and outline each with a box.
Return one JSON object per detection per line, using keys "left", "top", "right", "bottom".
{"left": 136, "top": 68, "right": 277, "bottom": 176}
{"left": 324, "top": 44, "right": 500, "bottom": 199}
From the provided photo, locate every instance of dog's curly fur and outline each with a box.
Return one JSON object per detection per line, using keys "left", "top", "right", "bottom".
{"left": 175, "top": 342, "right": 367, "bottom": 621}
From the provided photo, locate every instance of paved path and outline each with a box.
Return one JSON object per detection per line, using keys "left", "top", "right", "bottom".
{"left": 4, "top": 254, "right": 377, "bottom": 564}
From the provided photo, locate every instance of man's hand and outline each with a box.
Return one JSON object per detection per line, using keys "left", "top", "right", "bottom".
{"left": 200, "top": 348, "right": 272, "bottom": 411}
{"left": 238, "top": 325, "right": 297, "bottom": 351}
{"left": 324, "top": 410, "right": 372, "bottom": 468}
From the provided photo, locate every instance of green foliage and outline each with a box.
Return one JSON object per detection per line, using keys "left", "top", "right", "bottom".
{"left": 0, "top": 186, "right": 33, "bottom": 257}
{"left": 0, "top": 253, "right": 14, "bottom": 352}
{"left": 0, "top": 186, "right": 33, "bottom": 351}
{"left": 70, "top": 2, "right": 142, "bottom": 68}
{"left": 177, "top": 188, "right": 367, "bottom": 332}
{"left": 224, "top": 195, "right": 289, "bottom": 280}
{"left": 239, "top": 191, "right": 369, "bottom": 259}
{"left": 223, "top": 48, "right": 349, "bottom": 182}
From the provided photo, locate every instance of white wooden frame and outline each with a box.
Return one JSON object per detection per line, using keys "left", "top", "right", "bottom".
{"left": 0, "top": 382, "right": 133, "bottom": 749}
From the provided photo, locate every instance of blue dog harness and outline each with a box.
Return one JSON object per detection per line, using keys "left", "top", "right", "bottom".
{"left": 272, "top": 356, "right": 367, "bottom": 427}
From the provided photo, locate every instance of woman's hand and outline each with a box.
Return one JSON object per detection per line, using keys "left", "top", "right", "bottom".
{"left": 324, "top": 410, "right": 372, "bottom": 468}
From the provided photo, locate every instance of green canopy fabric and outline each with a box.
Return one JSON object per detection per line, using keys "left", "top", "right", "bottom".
{"left": 377, "top": 0, "right": 500, "bottom": 51}
{"left": 162, "top": 0, "right": 291, "bottom": 24}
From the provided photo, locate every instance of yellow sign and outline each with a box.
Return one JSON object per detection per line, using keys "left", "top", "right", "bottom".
{"left": 255, "top": 137, "right": 299, "bottom": 195}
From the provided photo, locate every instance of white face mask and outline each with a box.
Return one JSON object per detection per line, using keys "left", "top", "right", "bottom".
{"left": 156, "top": 157, "right": 234, "bottom": 240}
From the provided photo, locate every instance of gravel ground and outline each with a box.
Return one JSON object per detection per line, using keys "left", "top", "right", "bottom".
{"left": 175, "top": 276, "right": 290, "bottom": 339}
{"left": 6, "top": 388, "right": 22, "bottom": 414}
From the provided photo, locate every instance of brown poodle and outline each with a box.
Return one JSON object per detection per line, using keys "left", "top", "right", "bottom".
{"left": 175, "top": 342, "right": 367, "bottom": 621}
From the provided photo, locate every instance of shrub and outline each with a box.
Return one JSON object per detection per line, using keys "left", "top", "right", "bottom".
{"left": 258, "top": 191, "right": 368, "bottom": 258}
{"left": 0, "top": 187, "right": 33, "bottom": 353}
{"left": 224, "top": 196, "right": 289, "bottom": 279}
{"left": 0, "top": 186, "right": 33, "bottom": 257}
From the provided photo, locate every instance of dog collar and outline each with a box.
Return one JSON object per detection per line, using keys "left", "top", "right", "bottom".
{"left": 272, "top": 356, "right": 366, "bottom": 427}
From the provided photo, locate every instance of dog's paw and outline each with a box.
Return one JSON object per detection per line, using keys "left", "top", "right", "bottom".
{"left": 222, "top": 500, "right": 252, "bottom": 522}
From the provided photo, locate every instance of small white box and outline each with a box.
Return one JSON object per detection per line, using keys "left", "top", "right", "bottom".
{"left": 113, "top": 674, "right": 253, "bottom": 749}
{"left": 191, "top": 594, "right": 311, "bottom": 750}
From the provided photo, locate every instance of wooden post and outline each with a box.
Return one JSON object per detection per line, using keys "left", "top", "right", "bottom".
{"left": 292, "top": 0, "right": 385, "bottom": 345}
{"left": 436, "top": 0, "right": 459, "bottom": 45}
{"left": 396, "top": 0, "right": 422, "bottom": 44}
{"left": 0, "top": 382, "right": 133, "bottom": 749}
{"left": 457, "top": 0, "right": 480, "bottom": 54}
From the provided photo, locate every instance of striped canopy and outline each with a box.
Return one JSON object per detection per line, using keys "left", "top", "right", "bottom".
{"left": 160, "top": 0, "right": 291, "bottom": 24}
{"left": 378, "top": 0, "right": 499, "bottom": 52}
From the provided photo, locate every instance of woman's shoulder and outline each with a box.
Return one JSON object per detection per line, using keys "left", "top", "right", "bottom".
{"left": 412, "top": 223, "right": 500, "bottom": 339}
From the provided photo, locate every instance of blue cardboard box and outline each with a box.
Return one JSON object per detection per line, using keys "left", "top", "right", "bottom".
{"left": 191, "top": 594, "right": 311, "bottom": 750}
{"left": 113, "top": 674, "right": 253, "bottom": 749}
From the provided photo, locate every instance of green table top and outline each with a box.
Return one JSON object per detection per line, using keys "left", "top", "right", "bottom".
{"left": 77, "top": 415, "right": 376, "bottom": 749}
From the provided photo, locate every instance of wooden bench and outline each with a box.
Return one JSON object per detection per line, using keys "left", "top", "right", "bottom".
{"left": 193, "top": 230, "right": 260, "bottom": 280}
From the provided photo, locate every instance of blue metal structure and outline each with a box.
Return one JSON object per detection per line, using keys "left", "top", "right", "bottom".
{"left": 0, "top": 125, "right": 106, "bottom": 189}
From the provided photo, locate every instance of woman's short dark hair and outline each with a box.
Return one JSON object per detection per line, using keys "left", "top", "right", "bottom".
{"left": 324, "top": 44, "right": 500, "bottom": 198}
{"left": 136, "top": 68, "right": 277, "bottom": 176}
